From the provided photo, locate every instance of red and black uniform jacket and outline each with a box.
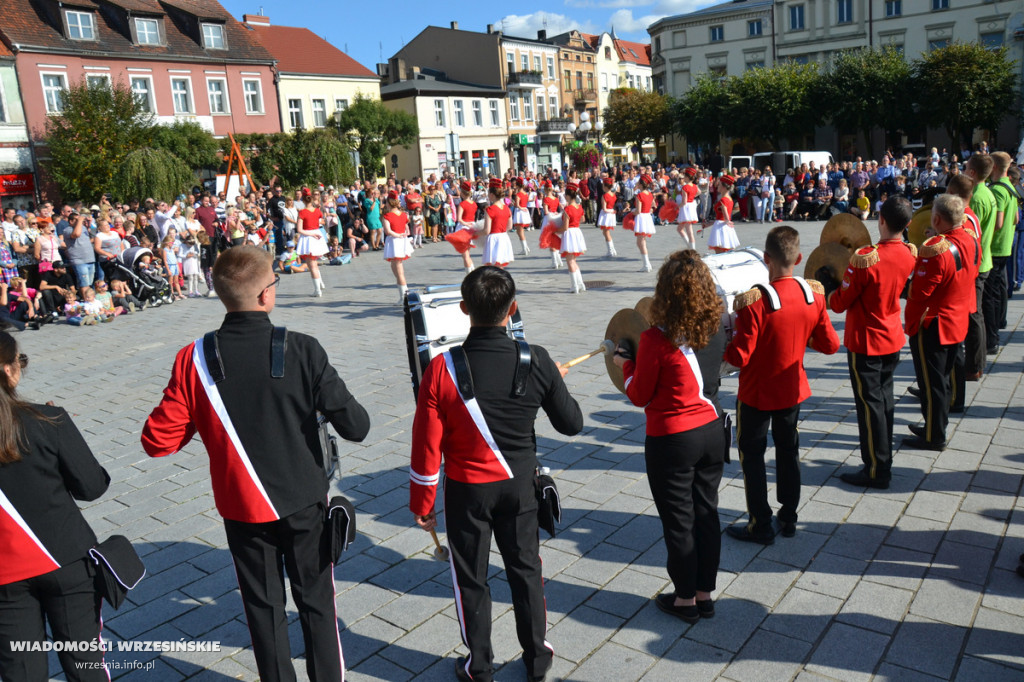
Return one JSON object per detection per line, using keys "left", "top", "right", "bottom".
{"left": 905, "top": 235, "right": 969, "bottom": 344}
{"left": 141, "top": 312, "right": 370, "bottom": 524}
{"left": 409, "top": 327, "right": 583, "bottom": 517}
{"left": 0, "top": 405, "right": 109, "bottom": 585}
{"left": 829, "top": 239, "right": 917, "bottom": 355}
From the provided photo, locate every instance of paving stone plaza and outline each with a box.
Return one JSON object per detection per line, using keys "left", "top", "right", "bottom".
{"left": 24, "top": 218, "right": 1024, "bottom": 681}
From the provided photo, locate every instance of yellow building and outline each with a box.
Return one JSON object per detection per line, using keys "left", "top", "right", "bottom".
{"left": 243, "top": 14, "right": 379, "bottom": 132}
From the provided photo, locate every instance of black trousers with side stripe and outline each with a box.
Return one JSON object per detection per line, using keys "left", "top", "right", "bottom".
{"left": 443, "top": 476, "right": 551, "bottom": 682}
{"left": 909, "top": 325, "right": 958, "bottom": 445}
{"left": 224, "top": 503, "right": 343, "bottom": 682}
{"left": 736, "top": 402, "right": 801, "bottom": 533}
{"left": 847, "top": 350, "right": 899, "bottom": 481}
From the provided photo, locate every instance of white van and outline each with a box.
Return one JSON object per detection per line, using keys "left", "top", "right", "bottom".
{"left": 753, "top": 151, "right": 834, "bottom": 178}
{"left": 726, "top": 155, "right": 753, "bottom": 171}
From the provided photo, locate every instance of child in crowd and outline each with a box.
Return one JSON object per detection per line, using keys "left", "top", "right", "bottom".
{"left": 179, "top": 233, "right": 201, "bottom": 297}
{"left": 5, "top": 278, "right": 40, "bottom": 328}
{"left": 93, "top": 280, "right": 126, "bottom": 316}
{"left": 411, "top": 207, "right": 425, "bottom": 248}
{"left": 62, "top": 289, "right": 93, "bottom": 326}
{"left": 327, "top": 237, "right": 346, "bottom": 265}
{"left": 773, "top": 193, "right": 785, "bottom": 223}
{"left": 108, "top": 278, "right": 143, "bottom": 312}
{"left": 279, "top": 241, "right": 308, "bottom": 274}
{"left": 80, "top": 286, "right": 114, "bottom": 322}
{"left": 196, "top": 231, "right": 216, "bottom": 297}
{"left": 161, "top": 235, "right": 184, "bottom": 300}
{"left": 873, "top": 192, "right": 887, "bottom": 220}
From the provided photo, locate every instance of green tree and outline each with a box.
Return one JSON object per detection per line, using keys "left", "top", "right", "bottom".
{"left": 913, "top": 42, "right": 1017, "bottom": 149}
{"left": 44, "top": 78, "right": 153, "bottom": 201}
{"left": 672, "top": 74, "right": 731, "bottom": 149}
{"left": 149, "top": 120, "right": 220, "bottom": 171}
{"left": 111, "top": 147, "right": 193, "bottom": 201}
{"left": 228, "top": 133, "right": 288, "bottom": 187}
{"left": 602, "top": 88, "right": 672, "bottom": 153}
{"left": 277, "top": 128, "right": 356, "bottom": 188}
{"left": 727, "top": 62, "right": 823, "bottom": 149}
{"left": 333, "top": 96, "right": 418, "bottom": 178}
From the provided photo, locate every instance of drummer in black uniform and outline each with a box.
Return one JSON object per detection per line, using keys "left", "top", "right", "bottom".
{"left": 142, "top": 246, "right": 370, "bottom": 682}
{"left": 409, "top": 266, "right": 583, "bottom": 682}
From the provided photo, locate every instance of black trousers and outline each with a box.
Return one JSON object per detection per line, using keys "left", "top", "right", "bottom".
{"left": 645, "top": 420, "right": 725, "bottom": 599}
{"left": 736, "top": 402, "right": 801, "bottom": 533}
{"left": 224, "top": 503, "right": 342, "bottom": 682}
{"left": 909, "top": 325, "right": 958, "bottom": 444}
{"left": 965, "top": 271, "right": 987, "bottom": 374}
{"left": 444, "top": 476, "right": 551, "bottom": 682}
{"left": 847, "top": 351, "right": 899, "bottom": 480}
{"left": 0, "top": 558, "right": 106, "bottom": 682}
{"left": 950, "top": 343, "right": 966, "bottom": 411}
{"left": 984, "top": 256, "right": 1009, "bottom": 345}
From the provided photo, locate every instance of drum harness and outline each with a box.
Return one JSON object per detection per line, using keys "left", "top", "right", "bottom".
{"left": 752, "top": 276, "right": 816, "bottom": 311}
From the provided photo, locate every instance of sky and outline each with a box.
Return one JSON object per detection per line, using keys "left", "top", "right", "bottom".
{"left": 220, "top": 0, "right": 718, "bottom": 73}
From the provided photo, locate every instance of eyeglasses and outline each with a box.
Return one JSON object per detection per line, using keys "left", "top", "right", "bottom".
{"left": 16, "top": 354, "right": 27, "bottom": 369}
{"left": 261, "top": 274, "right": 280, "bottom": 296}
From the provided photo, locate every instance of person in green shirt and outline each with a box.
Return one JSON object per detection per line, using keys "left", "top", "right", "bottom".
{"left": 984, "top": 151, "right": 1017, "bottom": 347}
{"left": 964, "top": 154, "right": 995, "bottom": 376}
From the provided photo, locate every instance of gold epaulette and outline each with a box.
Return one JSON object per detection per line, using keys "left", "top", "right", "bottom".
{"left": 733, "top": 288, "right": 762, "bottom": 311}
{"left": 919, "top": 235, "right": 950, "bottom": 258}
{"left": 905, "top": 242, "right": 918, "bottom": 259}
{"left": 850, "top": 245, "right": 880, "bottom": 268}
{"left": 807, "top": 280, "right": 825, "bottom": 295}
{"left": 964, "top": 227, "right": 979, "bottom": 240}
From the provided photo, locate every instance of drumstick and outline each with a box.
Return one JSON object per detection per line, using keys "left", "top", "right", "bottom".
{"left": 429, "top": 529, "right": 450, "bottom": 561}
{"left": 563, "top": 340, "right": 615, "bottom": 369}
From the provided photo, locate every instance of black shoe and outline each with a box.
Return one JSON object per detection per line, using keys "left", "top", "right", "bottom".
{"left": 902, "top": 435, "right": 946, "bottom": 451}
{"left": 725, "top": 523, "right": 774, "bottom": 545}
{"left": 908, "top": 386, "right": 922, "bottom": 399}
{"left": 986, "top": 346, "right": 998, "bottom": 355}
{"left": 454, "top": 657, "right": 472, "bottom": 682}
{"left": 909, "top": 424, "right": 945, "bottom": 441}
{"left": 27, "top": 319, "right": 40, "bottom": 330}
{"left": 696, "top": 599, "right": 715, "bottom": 618}
{"left": 655, "top": 593, "right": 700, "bottom": 623}
{"left": 950, "top": 405, "right": 964, "bottom": 414}
{"left": 777, "top": 520, "right": 797, "bottom": 537}
{"left": 839, "top": 469, "right": 890, "bottom": 489}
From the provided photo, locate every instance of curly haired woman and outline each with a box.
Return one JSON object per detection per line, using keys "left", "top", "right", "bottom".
{"left": 613, "top": 250, "right": 728, "bottom": 624}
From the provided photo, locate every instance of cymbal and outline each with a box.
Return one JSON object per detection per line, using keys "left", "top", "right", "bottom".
{"left": 634, "top": 296, "right": 655, "bottom": 324}
{"left": 820, "top": 213, "right": 871, "bottom": 251}
{"left": 907, "top": 205, "right": 931, "bottom": 247}
{"left": 604, "top": 308, "right": 650, "bottom": 394}
{"left": 804, "top": 242, "right": 852, "bottom": 283}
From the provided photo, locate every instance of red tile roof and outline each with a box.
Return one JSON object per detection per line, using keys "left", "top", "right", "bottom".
{"left": 0, "top": 41, "right": 12, "bottom": 57}
{"left": 580, "top": 32, "right": 601, "bottom": 50}
{"left": 614, "top": 39, "right": 651, "bottom": 66}
{"left": 245, "top": 24, "right": 376, "bottom": 78}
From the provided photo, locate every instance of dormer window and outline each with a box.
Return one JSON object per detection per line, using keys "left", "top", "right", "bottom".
{"left": 135, "top": 18, "right": 160, "bottom": 45}
{"left": 65, "top": 10, "right": 95, "bottom": 40}
{"left": 202, "top": 23, "right": 226, "bottom": 49}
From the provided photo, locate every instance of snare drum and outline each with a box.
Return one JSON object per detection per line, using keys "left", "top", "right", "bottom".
{"left": 703, "top": 248, "right": 770, "bottom": 374}
{"left": 404, "top": 285, "right": 525, "bottom": 398}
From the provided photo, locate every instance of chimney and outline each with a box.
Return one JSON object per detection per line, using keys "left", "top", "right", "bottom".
{"left": 537, "top": 30, "right": 546, "bottom": 40}
{"left": 486, "top": 24, "right": 494, "bottom": 33}
{"left": 387, "top": 57, "right": 407, "bottom": 84}
{"left": 450, "top": 21, "right": 459, "bottom": 30}
{"left": 242, "top": 13, "right": 269, "bottom": 25}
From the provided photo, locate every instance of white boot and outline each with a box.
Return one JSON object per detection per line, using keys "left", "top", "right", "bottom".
{"left": 551, "top": 251, "right": 560, "bottom": 269}
{"left": 398, "top": 284, "right": 408, "bottom": 304}
{"left": 465, "top": 265, "right": 474, "bottom": 275}
{"left": 641, "top": 254, "right": 652, "bottom": 273}
{"left": 569, "top": 270, "right": 580, "bottom": 294}
{"left": 607, "top": 242, "right": 617, "bottom": 257}
{"left": 521, "top": 239, "right": 531, "bottom": 256}
{"left": 313, "top": 277, "right": 323, "bottom": 296}
{"left": 556, "top": 253, "right": 564, "bottom": 268}
{"left": 577, "top": 270, "right": 587, "bottom": 292}
{"left": 680, "top": 238, "right": 692, "bottom": 251}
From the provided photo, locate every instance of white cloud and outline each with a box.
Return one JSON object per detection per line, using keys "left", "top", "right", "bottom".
{"left": 494, "top": 11, "right": 599, "bottom": 38}
{"left": 607, "top": 0, "right": 715, "bottom": 35}
{"left": 564, "top": 0, "right": 654, "bottom": 8}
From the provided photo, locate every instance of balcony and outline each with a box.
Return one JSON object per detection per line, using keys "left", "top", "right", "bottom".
{"left": 536, "top": 117, "right": 572, "bottom": 135}
{"left": 574, "top": 89, "right": 597, "bottom": 105}
{"left": 507, "top": 71, "right": 544, "bottom": 89}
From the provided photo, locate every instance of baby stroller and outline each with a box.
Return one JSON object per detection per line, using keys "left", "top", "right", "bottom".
{"left": 116, "top": 247, "right": 173, "bottom": 306}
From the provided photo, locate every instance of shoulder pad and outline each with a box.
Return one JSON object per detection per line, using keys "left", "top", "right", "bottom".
{"left": 920, "top": 235, "right": 950, "bottom": 258}
{"left": 733, "top": 288, "right": 762, "bottom": 312}
{"left": 850, "top": 245, "right": 879, "bottom": 268}
{"left": 963, "top": 226, "right": 979, "bottom": 240}
{"left": 905, "top": 242, "right": 918, "bottom": 259}
{"left": 807, "top": 279, "right": 825, "bottom": 295}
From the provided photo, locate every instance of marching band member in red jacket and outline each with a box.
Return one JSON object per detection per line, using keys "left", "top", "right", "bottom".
{"left": 725, "top": 226, "right": 839, "bottom": 544}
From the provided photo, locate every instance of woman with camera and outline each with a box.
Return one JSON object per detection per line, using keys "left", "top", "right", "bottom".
{"left": 0, "top": 331, "right": 111, "bottom": 679}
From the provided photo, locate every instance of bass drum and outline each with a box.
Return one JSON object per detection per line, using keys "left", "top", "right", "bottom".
{"left": 404, "top": 285, "right": 525, "bottom": 399}
{"left": 703, "top": 248, "right": 770, "bottom": 375}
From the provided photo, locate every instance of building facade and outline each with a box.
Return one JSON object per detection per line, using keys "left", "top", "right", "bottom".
{"left": 0, "top": 43, "right": 35, "bottom": 210}
{"left": 242, "top": 14, "right": 379, "bottom": 133}
{"left": 498, "top": 34, "right": 561, "bottom": 172}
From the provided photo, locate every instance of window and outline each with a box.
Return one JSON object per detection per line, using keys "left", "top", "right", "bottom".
{"left": 628, "top": 74, "right": 635, "bottom": 88}
{"left": 749, "top": 19, "right": 763, "bottom": 36}
{"left": 521, "top": 54, "right": 529, "bottom": 72}
{"left": 549, "top": 96, "right": 558, "bottom": 118}
{"left": 885, "top": 0, "right": 902, "bottom": 16}
{"left": 587, "top": 73, "right": 594, "bottom": 91}
{"left": 928, "top": 38, "right": 950, "bottom": 50}
{"left": 790, "top": 5, "right": 805, "bottom": 30}
{"left": 547, "top": 56, "right": 555, "bottom": 79}
{"left": 564, "top": 70, "right": 572, "bottom": 90}
{"left": 202, "top": 23, "right": 226, "bottom": 49}
{"left": 509, "top": 93, "right": 519, "bottom": 121}
{"left": 836, "top": 0, "right": 853, "bottom": 24}
{"left": 710, "top": 25, "right": 723, "bottom": 42}
{"left": 601, "top": 73, "right": 608, "bottom": 92}
{"left": 86, "top": 74, "right": 110, "bottom": 89}
{"left": 135, "top": 18, "right": 160, "bottom": 45}
{"left": 981, "top": 31, "right": 1004, "bottom": 49}
{"left": 471, "top": 100, "right": 482, "bottom": 126}
{"left": 244, "top": 79, "right": 263, "bottom": 114}
{"left": 534, "top": 55, "right": 542, "bottom": 72}
{"left": 130, "top": 76, "right": 153, "bottom": 112}
{"left": 575, "top": 71, "right": 583, "bottom": 89}
{"left": 489, "top": 100, "right": 500, "bottom": 126}
{"left": 605, "top": 46, "right": 612, "bottom": 59}
{"left": 537, "top": 95, "right": 545, "bottom": 121}
{"left": 207, "top": 78, "right": 227, "bottom": 114}
{"left": 646, "top": 76, "right": 651, "bottom": 91}
{"left": 453, "top": 100, "right": 464, "bottom": 127}
{"left": 523, "top": 95, "right": 532, "bottom": 121}
{"left": 311, "top": 99, "right": 326, "bottom": 127}
{"left": 66, "top": 11, "right": 94, "bottom": 40}
{"left": 335, "top": 98, "right": 348, "bottom": 112}
{"left": 288, "top": 99, "right": 304, "bottom": 129}
{"left": 170, "top": 77, "right": 193, "bottom": 114}
{"left": 932, "top": 0, "right": 948, "bottom": 8}
{"left": 42, "top": 74, "right": 66, "bottom": 113}
{"left": 747, "top": 61, "right": 766, "bottom": 70}
{"left": 434, "top": 99, "right": 446, "bottom": 127}
{"left": 709, "top": 66, "right": 727, "bottom": 80}
{"left": 506, "top": 52, "right": 515, "bottom": 74}
{"left": 791, "top": 55, "right": 811, "bottom": 64}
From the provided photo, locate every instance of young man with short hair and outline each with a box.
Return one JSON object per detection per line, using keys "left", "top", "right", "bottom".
{"left": 964, "top": 154, "right": 995, "bottom": 376}
{"left": 985, "top": 151, "right": 1017, "bottom": 345}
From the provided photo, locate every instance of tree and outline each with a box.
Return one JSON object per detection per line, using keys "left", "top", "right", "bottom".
{"left": 602, "top": 88, "right": 672, "bottom": 153}
{"left": 819, "top": 47, "right": 914, "bottom": 158}
{"left": 914, "top": 42, "right": 1017, "bottom": 149}
{"left": 229, "top": 133, "right": 288, "bottom": 186}
{"left": 727, "top": 62, "right": 823, "bottom": 149}
{"left": 149, "top": 120, "right": 220, "bottom": 171}
{"left": 277, "top": 129, "right": 356, "bottom": 188}
{"left": 333, "top": 96, "right": 418, "bottom": 177}
{"left": 111, "top": 148, "right": 193, "bottom": 201}
{"left": 673, "top": 74, "right": 731, "bottom": 149}
{"left": 44, "top": 79, "right": 153, "bottom": 201}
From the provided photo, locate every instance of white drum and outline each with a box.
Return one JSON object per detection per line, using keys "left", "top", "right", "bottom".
{"left": 403, "top": 285, "right": 525, "bottom": 398}
{"left": 703, "top": 248, "right": 770, "bottom": 374}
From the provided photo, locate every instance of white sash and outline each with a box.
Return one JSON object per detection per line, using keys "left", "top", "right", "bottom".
{"left": 442, "top": 352, "right": 513, "bottom": 479}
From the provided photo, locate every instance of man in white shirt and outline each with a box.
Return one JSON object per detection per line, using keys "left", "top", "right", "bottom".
{"left": 1, "top": 208, "right": 18, "bottom": 243}
{"left": 153, "top": 201, "right": 177, "bottom": 241}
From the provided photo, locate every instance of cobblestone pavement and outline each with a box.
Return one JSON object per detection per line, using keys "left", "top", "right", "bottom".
{"left": 21, "top": 217, "right": 1024, "bottom": 681}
